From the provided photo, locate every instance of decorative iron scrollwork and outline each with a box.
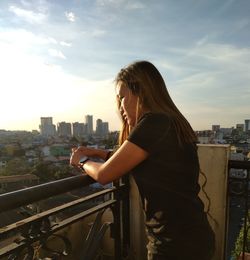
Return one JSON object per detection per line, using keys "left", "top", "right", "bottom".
{"left": 79, "top": 209, "right": 111, "bottom": 260}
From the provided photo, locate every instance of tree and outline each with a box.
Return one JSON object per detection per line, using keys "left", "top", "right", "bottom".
{"left": 3, "top": 157, "right": 31, "bottom": 176}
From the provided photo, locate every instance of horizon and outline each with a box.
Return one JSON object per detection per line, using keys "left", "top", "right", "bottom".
{"left": 1, "top": 0, "right": 250, "bottom": 132}
{"left": 1, "top": 115, "right": 249, "bottom": 133}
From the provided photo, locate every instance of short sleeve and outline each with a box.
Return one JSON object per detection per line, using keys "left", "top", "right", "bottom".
{"left": 127, "top": 113, "right": 172, "bottom": 153}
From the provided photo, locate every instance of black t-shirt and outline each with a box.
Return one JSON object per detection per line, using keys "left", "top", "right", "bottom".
{"left": 128, "top": 112, "right": 207, "bottom": 237}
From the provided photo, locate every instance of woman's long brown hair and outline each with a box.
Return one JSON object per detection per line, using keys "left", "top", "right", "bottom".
{"left": 115, "top": 60, "right": 197, "bottom": 146}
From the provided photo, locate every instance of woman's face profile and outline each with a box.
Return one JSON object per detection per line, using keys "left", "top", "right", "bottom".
{"left": 116, "top": 81, "right": 139, "bottom": 127}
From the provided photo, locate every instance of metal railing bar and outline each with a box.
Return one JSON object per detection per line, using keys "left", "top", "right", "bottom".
{"left": 0, "top": 174, "right": 96, "bottom": 213}
{"left": 0, "top": 199, "right": 116, "bottom": 257}
{"left": 229, "top": 160, "right": 250, "bottom": 170}
{"left": 51, "top": 199, "right": 116, "bottom": 233}
{"left": 0, "top": 186, "right": 118, "bottom": 236}
{"left": 228, "top": 159, "right": 250, "bottom": 259}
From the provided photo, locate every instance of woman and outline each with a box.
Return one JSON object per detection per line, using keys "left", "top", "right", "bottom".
{"left": 70, "top": 61, "right": 215, "bottom": 259}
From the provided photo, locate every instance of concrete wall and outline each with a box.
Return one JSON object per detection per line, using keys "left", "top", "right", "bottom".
{"left": 128, "top": 176, "right": 147, "bottom": 260}
{"left": 198, "top": 144, "right": 230, "bottom": 260}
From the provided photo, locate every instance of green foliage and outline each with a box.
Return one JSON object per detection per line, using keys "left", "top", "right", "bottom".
{"left": 0, "top": 146, "right": 7, "bottom": 156}
{"left": 2, "top": 157, "right": 31, "bottom": 176}
{"left": 31, "top": 162, "right": 53, "bottom": 182}
{"left": 31, "top": 162, "right": 72, "bottom": 182}
{"left": 54, "top": 164, "right": 72, "bottom": 180}
{"left": 232, "top": 211, "right": 250, "bottom": 258}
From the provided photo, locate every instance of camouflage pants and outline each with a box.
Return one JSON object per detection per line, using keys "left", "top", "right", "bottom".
{"left": 146, "top": 225, "right": 215, "bottom": 260}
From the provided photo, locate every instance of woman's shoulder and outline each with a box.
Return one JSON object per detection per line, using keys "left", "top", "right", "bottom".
{"left": 139, "top": 112, "right": 172, "bottom": 124}
{"left": 129, "top": 112, "right": 173, "bottom": 152}
{"left": 133, "top": 112, "right": 174, "bottom": 135}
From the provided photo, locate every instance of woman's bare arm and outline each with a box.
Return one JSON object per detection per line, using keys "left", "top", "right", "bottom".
{"left": 71, "top": 141, "right": 148, "bottom": 185}
{"left": 71, "top": 146, "right": 111, "bottom": 161}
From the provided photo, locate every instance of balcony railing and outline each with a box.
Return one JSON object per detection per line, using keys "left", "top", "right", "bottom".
{"left": 0, "top": 158, "right": 249, "bottom": 260}
{"left": 227, "top": 160, "right": 250, "bottom": 259}
{"left": 0, "top": 174, "right": 130, "bottom": 260}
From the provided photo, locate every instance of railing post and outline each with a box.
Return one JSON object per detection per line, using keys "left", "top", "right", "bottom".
{"left": 112, "top": 180, "right": 122, "bottom": 260}
{"left": 121, "top": 176, "right": 130, "bottom": 258}
{"left": 242, "top": 168, "right": 250, "bottom": 259}
{"left": 227, "top": 160, "right": 250, "bottom": 260}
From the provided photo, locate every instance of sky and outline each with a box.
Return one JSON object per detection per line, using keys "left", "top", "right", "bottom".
{"left": 0, "top": 0, "right": 249, "bottom": 132}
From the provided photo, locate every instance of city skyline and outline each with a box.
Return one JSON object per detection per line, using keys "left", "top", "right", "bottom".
{"left": 39, "top": 115, "right": 110, "bottom": 136}
{"left": 0, "top": 0, "right": 250, "bottom": 131}
{"left": 1, "top": 115, "right": 250, "bottom": 133}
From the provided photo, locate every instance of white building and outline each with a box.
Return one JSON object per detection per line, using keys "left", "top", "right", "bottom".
{"left": 245, "top": 119, "right": 250, "bottom": 132}
{"left": 96, "top": 119, "right": 109, "bottom": 137}
{"left": 57, "top": 122, "right": 72, "bottom": 137}
{"left": 85, "top": 115, "right": 93, "bottom": 135}
{"left": 39, "top": 117, "right": 56, "bottom": 137}
{"left": 72, "top": 122, "right": 86, "bottom": 137}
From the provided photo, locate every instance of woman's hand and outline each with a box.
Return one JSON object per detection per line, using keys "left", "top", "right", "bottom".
{"left": 70, "top": 146, "right": 109, "bottom": 167}
{"left": 73, "top": 146, "right": 97, "bottom": 157}
{"left": 70, "top": 147, "right": 84, "bottom": 168}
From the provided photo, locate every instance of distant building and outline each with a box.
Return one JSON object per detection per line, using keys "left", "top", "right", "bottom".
{"left": 41, "top": 146, "right": 50, "bottom": 157}
{"left": 72, "top": 122, "right": 86, "bottom": 137}
{"left": 214, "top": 132, "right": 225, "bottom": 144}
{"left": 50, "top": 144, "right": 71, "bottom": 157}
{"left": 96, "top": 119, "right": 103, "bottom": 136}
{"left": 57, "top": 122, "right": 72, "bottom": 137}
{"left": 236, "top": 124, "right": 244, "bottom": 132}
{"left": 212, "top": 125, "right": 220, "bottom": 132}
{"left": 220, "top": 127, "right": 233, "bottom": 136}
{"left": 245, "top": 119, "right": 250, "bottom": 132}
{"left": 196, "top": 130, "right": 214, "bottom": 144}
{"left": 85, "top": 115, "right": 93, "bottom": 135}
{"left": 0, "top": 160, "right": 7, "bottom": 169}
{"left": 102, "top": 122, "right": 109, "bottom": 137}
{"left": 39, "top": 117, "right": 56, "bottom": 137}
{"left": 96, "top": 119, "right": 109, "bottom": 137}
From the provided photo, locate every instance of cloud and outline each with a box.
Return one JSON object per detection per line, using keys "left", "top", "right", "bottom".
{"left": 60, "top": 41, "right": 72, "bottom": 47}
{"left": 96, "top": 0, "right": 145, "bottom": 10}
{"left": 156, "top": 42, "right": 250, "bottom": 129}
{"left": 0, "top": 29, "right": 63, "bottom": 53}
{"left": 48, "top": 49, "right": 66, "bottom": 59}
{"left": 47, "top": 37, "right": 57, "bottom": 44}
{"left": 65, "top": 11, "right": 76, "bottom": 22}
{"left": 91, "top": 29, "right": 107, "bottom": 37}
{"left": 126, "top": 2, "right": 145, "bottom": 10}
{"left": 96, "top": 0, "right": 124, "bottom": 6}
{"left": 8, "top": 5, "right": 47, "bottom": 24}
{"left": 165, "top": 43, "right": 250, "bottom": 81}
{"left": 0, "top": 42, "right": 118, "bottom": 130}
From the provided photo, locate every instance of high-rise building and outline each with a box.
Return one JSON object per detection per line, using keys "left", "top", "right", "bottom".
{"left": 96, "top": 119, "right": 103, "bottom": 136}
{"left": 57, "top": 122, "right": 72, "bottom": 137}
{"left": 236, "top": 124, "right": 244, "bottom": 132}
{"left": 85, "top": 115, "right": 93, "bottom": 135}
{"left": 96, "top": 119, "right": 109, "bottom": 137}
{"left": 39, "top": 117, "right": 56, "bottom": 137}
{"left": 102, "top": 122, "right": 109, "bottom": 137}
{"left": 245, "top": 119, "right": 250, "bottom": 132}
{"left": 212, "top": 125, "right": 220, "bottom": 132}
{"left": 72, "top": 122, "right": 86, "bottom": 137}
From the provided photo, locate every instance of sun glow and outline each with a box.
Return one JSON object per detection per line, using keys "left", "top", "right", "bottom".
{"left": 0, "top": 43, "right": 118, "bottom": 131}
